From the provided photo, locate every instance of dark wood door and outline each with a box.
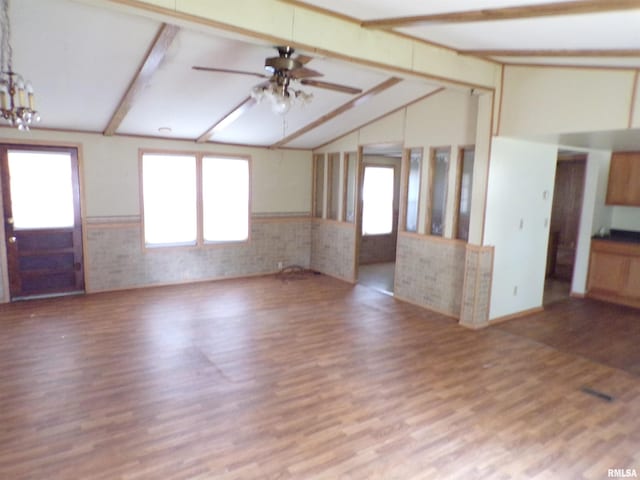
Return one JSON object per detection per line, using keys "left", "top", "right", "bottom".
{"left": 1, "top": 144, "right": 84, "bottom": 299}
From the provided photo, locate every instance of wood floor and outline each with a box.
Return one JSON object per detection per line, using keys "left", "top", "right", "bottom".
{"left": 496, "top": 297, "right": 640, "bottom": 377}
{"left": 1, "top": 275, "right": 639, "bottom": 479}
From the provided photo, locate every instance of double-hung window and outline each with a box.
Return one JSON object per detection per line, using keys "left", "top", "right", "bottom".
{"left": 141, "top": 152, "right": 250, "bottom": 248}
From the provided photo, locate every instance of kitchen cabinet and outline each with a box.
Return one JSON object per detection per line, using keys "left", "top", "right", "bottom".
{"left": 588, "top": 239, "right": 640, "bottom": 308}
{"left": 606, "top": 152, "right": 640, "bottom": 206}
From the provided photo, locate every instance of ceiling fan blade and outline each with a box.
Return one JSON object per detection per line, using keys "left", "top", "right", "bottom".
{"left": 192, "top": 66, "right": 269, "bottom": 79}
{"left": 295, "top": 54, "right": 313, "bottom": 65}
{"left": 290, "top": 67, "right": 323, "bottom": 79}
{"left": 299, "top": 79, "right": 362, "bottom": 95}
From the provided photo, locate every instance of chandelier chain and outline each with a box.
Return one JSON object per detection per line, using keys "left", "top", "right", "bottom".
{"left": 0, "top": 0, "right": 12, "bottom": 73}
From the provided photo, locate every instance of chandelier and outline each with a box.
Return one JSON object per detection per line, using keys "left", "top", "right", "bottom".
{"left": 250, "top": 73, "right": 312, "bottom": 115}
{"left": 0, "top": 0, "right": 39, "bottom": 130}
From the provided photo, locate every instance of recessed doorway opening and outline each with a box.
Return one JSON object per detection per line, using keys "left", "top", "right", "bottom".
{"left": 356, "top": 144, "right": 402, "bottom": 295}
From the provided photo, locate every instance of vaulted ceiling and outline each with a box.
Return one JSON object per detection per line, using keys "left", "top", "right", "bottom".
{"left": 7, "top": 0, "right": 640, "bottom": 149}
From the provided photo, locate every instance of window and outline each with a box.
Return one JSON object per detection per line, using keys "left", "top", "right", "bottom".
{"left": 428, "top": 147, "right": 450, "bottom": 236}
{"left": 343, "top": 152, "right": 357, "bottom": 224}
{"left": 142, "top": 154, "right": 197, "bottom": 246}
{"left": 404, "top": 148, "right": 422, "bottom": 233}
{"left": 141, "top": 152, "right": 249, "bottom": 247}
{"left": 202, "top": 156, "right": 249, "bottom": 242}
{"left": 313, "top": 154, "right": 325, "bottom": 218}
{"left": 362, "top": 166, "right": 394, "bottom": 235}
{"left": 455, "top": 147, "right": 475, "bottom": 241}
{"left": 327, "top": 153, "right": 341, "bottom": 220}
{"left": 8, "top": 150, "right": 75, "bottom": 229}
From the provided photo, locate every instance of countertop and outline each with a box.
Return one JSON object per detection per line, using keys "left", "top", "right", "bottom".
{"left": 592, "top": 229, "right": 640, "bottom": 244}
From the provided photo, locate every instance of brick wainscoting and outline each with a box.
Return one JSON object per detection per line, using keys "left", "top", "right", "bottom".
{"left": 310, "top": 219, "right": 357, "bottom": 283}
{"left": 460, "top": 244, "right": 494, "bottom": 329}
{"left": 84, "top": 217, "right": 311, "bottom": 293}
{"left": 394, "top": 233, "right": 467, "bottom": 317}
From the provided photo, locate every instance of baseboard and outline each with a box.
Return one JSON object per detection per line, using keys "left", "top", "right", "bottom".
{"left": 489, "top": 306, "right": 544, "bottom": 325}
{"left": 393, "top": 294, "right": 459, "bottom": 320}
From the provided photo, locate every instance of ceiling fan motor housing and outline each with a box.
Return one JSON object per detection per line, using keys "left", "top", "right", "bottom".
{"left": 264, "top": 46, "right": 302, "bottom": 74}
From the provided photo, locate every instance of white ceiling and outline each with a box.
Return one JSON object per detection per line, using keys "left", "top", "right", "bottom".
{"left": 6, "top": 0, "right": 640, "bottom": 150}
{"left": 7, "top": 0, "right": 443, "bottom": 148}
{"left": 290, "top": 0, "right": 640, "bottom": 69}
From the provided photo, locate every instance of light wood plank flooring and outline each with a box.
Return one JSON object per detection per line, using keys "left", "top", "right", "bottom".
{"left": 1, "top": 275, "right": 639, "bottom": 479}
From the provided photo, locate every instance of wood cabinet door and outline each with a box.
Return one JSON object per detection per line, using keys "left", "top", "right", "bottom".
{"left": 588, "top": 251, "right": 627, "bottom": 294}
{"left": 623, "top": 257, "right": 640, "bottom": 299}
{"left": 606, "top": 152, "right": 640, "bottom": 206}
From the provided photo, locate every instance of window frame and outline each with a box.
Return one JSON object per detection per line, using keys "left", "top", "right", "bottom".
{"left": 139, "top": 149, "right": 251, "bottom": 250}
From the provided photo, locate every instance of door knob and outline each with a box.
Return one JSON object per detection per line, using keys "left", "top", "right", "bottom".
{"left": 7, "top": 217, "right": 13, "bottom": 225}
{"left": 8, "top": 236, "right": 16, "bottom": 244}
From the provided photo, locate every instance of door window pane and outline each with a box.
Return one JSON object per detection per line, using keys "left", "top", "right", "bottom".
{"left": 430, "top": 148, "right": 450, "bottom": 236}
{"left": 203, "top": 157, "right": 249, "bottom": 242}
{"left": 8, "top": 151, "right": 74, "bottom": 229}
{"left": 405, "top": 149, "right": 422, "bottom": 233}
{"left": 362, "top": 166, "right": 394, "bottom": 235}
{"left": 142, "top": 154, "right": 197, "bottom": 246}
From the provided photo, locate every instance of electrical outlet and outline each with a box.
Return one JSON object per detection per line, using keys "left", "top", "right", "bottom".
{"left": 277, "top": 261, "right": 283, "bottom": 270}
{"left": 513, "top": 285, "right": 518, "bottom": 296}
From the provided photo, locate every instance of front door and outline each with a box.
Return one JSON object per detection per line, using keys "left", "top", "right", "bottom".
{"left": 1, "top": 144, "right": 84, "bottom": 299}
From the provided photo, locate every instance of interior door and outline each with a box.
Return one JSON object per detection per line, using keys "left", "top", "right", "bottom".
{"left": 1, "top": 145, "right": 84, "bottom": 299}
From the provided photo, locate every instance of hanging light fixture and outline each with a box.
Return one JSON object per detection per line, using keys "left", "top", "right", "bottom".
{"left": 250, "top": 72, "right": 312, "bottom": 115}
{"left": 0, "top": 0, "right": 39, "bottom": 130}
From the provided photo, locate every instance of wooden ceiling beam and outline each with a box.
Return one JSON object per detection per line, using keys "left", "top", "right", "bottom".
{"left": 271, "top": 77, "right": 402, "bottom": 148}
{"left": 103, "top": 23, "right": 179, "bottom": 136}
{"left": 196, "top": 96, "right": 257, "bottom": 143}
{"left": 361, "top": 0, "right": 640, "bottom": 28}
{"left": 462, "top": 49, "right": 640, "bottom": 58}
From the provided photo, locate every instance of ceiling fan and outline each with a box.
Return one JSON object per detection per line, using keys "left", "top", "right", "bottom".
{"left": 193, "top": 46, "right": 363, "bottom": 114}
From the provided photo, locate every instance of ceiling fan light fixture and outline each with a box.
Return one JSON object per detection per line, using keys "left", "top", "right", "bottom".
{"left": 251, "top": 82, "right": 312, "bottom": 115}
{"left": 270, "top": 94, "right": 292, "bottom": 115}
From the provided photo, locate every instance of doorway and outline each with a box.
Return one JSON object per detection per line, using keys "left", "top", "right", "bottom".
{"left": 356, "top": 144, "right": 402, "bottom": 295}
{"left": 1, "top": 144, "right": 85, "bottom": 300}
{"left": 544, "top": 151, "right": 586, "bottom": 305}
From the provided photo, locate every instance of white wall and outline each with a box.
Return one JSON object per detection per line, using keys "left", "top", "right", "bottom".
{"left": 572, "top": 150, "right": 613, "bottom": 294}
{"left": 611, "top": 206, "right": 640, "bottom": 231}
{"left": 500, "top": 66, "right": 636, "bottom": 137}
{"left": 0, "top": 130, "right": 312, "bottom": 218}
{"left": 483, "top": 137, "right": 558, "bottom": 320}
